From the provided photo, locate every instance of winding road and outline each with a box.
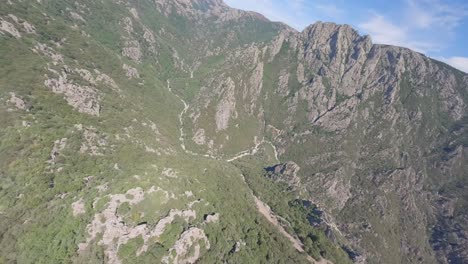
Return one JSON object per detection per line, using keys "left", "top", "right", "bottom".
{"left": 166, "top": 79, "right": 279, "bottom": 163}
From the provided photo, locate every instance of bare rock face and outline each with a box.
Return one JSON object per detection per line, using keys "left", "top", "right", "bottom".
{"left": 215, "top": 77, "right": 236, "bottom": 132}
{"left": 265, "top": 161, "right": 301, "bottom": 189}
{"left": 277, "top": 70, "right": 290, "bottom": 96}
{"left": 142, "top": 25, "right": 156, "bottom": 46}
{"left": 122, "top": 63, "right": 140, "bottom": 79}
{"left": 94, "top": 70, "right": 119, "bottom": 91}
{"left": 245, "top": 62, "right": 264, "bottom": 114}
{"left": 121, "top": 17, "right": 133, "bottom": 35}
{"left": 2, "top": 14, "right": 36, "bottom": 36}
{"left": 8, "top": 14, "right": 36, "bottom": 34}
{"left": 431, "top": 196, "right": 468, "bottom": 264}
{"left": 32, "top": 43, "right": 64, "bottom": 65}
{"left": 69, "top": 11, "right": 86, "bottom": 23}
{"left": 288, "top": 23, "right": 374, "bottom": 132}
{"left": 232, "top": 240, "right": 246, "bottom": 253}
{"left": 300, "top": 23, "right": 372, "bottom": 87}
{"left": 162, "top": 227, "right": 210, "bottom": 264}
{"left": 21, "top": 20, "right": 35, "bottom": 34}
{"left": 204, "top": 213, "right": 219, "bottom": 223}
{"left": 76, "top": 68, "right": 119, "bottom": 91}
{"left": 45, "top": 71, "right": 101, "bottom": 116}
{"left": 122, "top": 40, "right": 142, "bottom": 63}
{"left": 192, "top": 128, "right": 206, "bottom": 145}
{"left": 79, "top": 187, "right": 198, "bottom": 264}
{"left": 8, "top": 92, "right": 26, "bottom": 110}
{"left": 0, "top": 17, "right": 21, "bottom": 38}
{"left": 34, "top": 42, "right": 102, "bottom": 116}
{"left": 71, "top": 198, "right": 85, "bottom": 216}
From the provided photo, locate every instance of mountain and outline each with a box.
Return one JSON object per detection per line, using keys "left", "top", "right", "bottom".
{"left": 0, "top": 0, "right": 467, "bottom": 263}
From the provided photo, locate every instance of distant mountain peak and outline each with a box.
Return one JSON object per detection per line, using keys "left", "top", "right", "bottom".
{"left": 302, "top": 21, "right": 370, "bottom": 43}
{"left": 154, "top": 0, "right": 271, "bottom": 22}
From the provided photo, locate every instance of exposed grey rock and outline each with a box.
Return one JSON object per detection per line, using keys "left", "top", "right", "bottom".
{"left": 122, "top": 40, "right": 142, "bottom": 63}
{"left": 76, "top": 68, "right": 119, "bottom": 91}
{"left": 232, "top": 240, "right": 246, "bottom": 253}
{"left": 8, "top": 92, "right": 26, "bottom": 110}
{"left": 277, "top": 70, "right": 290, "bottom": 96}
{"left": 122, "top": 63, "right": 140, "bottom": 79}
{"left": 45, "top": 71, "right": 100, "bottom": 116}
{"left": 121, "top": 17, "right": 133, "bottom": 35}
{"left": 69, "top": 11, "right": 86, "bottom": 23}
{"left": 128, "top": 7, "right": 139, "bottom": 19}
{"left": 215, "top": 77, "right": 236, "bottom": 131}
{"left": 245, "top": 62, "right": 264, "bottom": 114}
{"left": 7, "top": 14, "right": 36, "bottom": 34}
{"left": 162, "top": 227, "right": 210, "bottom": 264}
{"left": 32, "top": 43, "right": 64, "bottom": 65}
{"left": 72, "top": 198, "right": 85, "bottom": 216}
{"left": 192, "top": 128, "right": 206, "bottom": 145}
{"left": 79, "top": 186, "right": 194, "bottom": 263}
{"left": 94, "top": 70, "right": 119, "bottom": 91}
{"left": 143, "top": 25, "right": 156, "bottom": 45}
{"left": 7, "top": 14, "right": 18, "bottom": 23}
{"left": 268, "top": 30, "right": 288, "bottom": 62}
{"left": 265, "top": 161, "right": 301, "bottom": 189}
{"left": 0, "top": 17, "right": 21, "bottom": 38}
{"left": 204, "top": 213, "right": 219, "bottom": 223}
{"left": 75, "top": 68, "right": 96, "bottom": 85}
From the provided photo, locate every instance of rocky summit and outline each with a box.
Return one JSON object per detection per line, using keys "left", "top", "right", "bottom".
{"left": 0, "top": 0, "right": 467, "bottom": 263}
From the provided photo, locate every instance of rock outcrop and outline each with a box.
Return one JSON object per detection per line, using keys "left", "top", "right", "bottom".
{"left": 8, "top": 92, "right": 26, "bottom": 110}
{"left": 265, "top": 162, "right": 301, "bottom": 189}
{"left": 45, "top": 72, "right": 101, "bottom": 116}
{"left": 162, "top": 227, "right": 210, "bottom": 264}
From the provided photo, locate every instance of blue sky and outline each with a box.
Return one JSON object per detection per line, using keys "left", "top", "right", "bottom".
{"left": 224, "top": 0, "right": 468, "bottom": 72}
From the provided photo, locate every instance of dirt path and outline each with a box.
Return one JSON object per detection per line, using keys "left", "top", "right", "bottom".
{"left": 254, "top": 196, "right": 305, "bottom": 252}
{"left": 227, "top": 138, "right": 279, "bottom": 163}
{"left": 253, "top": 193, "right": 334, "bottom": 264}
{"left": 166, "top": 79, "right": 279, "bottom": 163}
{"left": 226, "top": 138, "right": 264, "bottom": 162}
{"left": 166, "top": 80, "right": 218, "bottom": 160}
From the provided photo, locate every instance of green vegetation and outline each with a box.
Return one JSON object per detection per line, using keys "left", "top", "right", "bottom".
{"left": 232, "top": 156, "right": 352, "bottom": 264}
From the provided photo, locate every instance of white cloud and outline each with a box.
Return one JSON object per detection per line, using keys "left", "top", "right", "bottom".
{"left": 359, "top": 15, "right": 407, "bottom": 45}
{"left": 358, "top": 0, "right": 468, "bottom": 57}
{"left": 440, "top": 57, "right": 468, "bottom": 73}
{"left": 357, "top": 15, "right": 435, "bottom": 52}
{"left": 407, "top": 0, "right": 468, "bottom": 30}
{"left": 314, "top": 4, "right": 345, "bottom": 19}
{"left": 290, "top": 0, "right": 305, "bottom": 11}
